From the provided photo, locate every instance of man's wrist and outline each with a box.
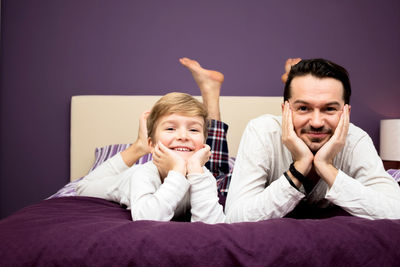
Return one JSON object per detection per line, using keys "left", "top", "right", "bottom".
{"left": 313, "top": 161, "right": 338, "bottom": 187}
{"left": 289, "top": 162, "right": 308, "bottom": 184}
{"left": 293, "top": 160, "right": 312, "bottom": 176}
{"left": 285, "top": 170, "right": 302, "bottom": 188}
{"left": 284, "top": 172, "right": 300, "bottom": 190}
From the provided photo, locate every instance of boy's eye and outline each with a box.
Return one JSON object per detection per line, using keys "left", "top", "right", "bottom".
{"left": 190, "top": 128, "right": 200, "bottom": 132}
{"left": 166, "top": 127, "right": 175, "bottom": 131}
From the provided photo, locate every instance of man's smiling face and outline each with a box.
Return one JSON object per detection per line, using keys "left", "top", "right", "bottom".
{"left": 288, "top": 74, "right": 346, "bottom": 153}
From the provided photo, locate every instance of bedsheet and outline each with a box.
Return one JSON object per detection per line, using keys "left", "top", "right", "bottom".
{"left": 1, "top": 196, "right": 400, "bottom": 266}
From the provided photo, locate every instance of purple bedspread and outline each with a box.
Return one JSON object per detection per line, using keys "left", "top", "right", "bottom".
{"left": 1, "top": 197, "right": 400, "bottom": 266}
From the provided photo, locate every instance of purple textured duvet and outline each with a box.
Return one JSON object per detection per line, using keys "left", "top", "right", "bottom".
{"left": 1, "top": 197, "right": 400, "bottom": 266}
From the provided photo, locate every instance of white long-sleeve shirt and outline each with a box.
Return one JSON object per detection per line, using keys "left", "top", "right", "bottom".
{"left": 225, "top": 114, "right": 400, "bottom": 222}
{"left": 76, "top": 153, "right": 225, "bottom": 224}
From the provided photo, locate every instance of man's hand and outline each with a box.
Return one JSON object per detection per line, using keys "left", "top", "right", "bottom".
{"left": 314, "top": 105, "right": 350, "bottom": 186}
{"left": 153, "top": 142, "right": 187, "bottom": 179}
{"left": 187, "top": 144, "right": 211, "bottom": 174}
{"left": 282, "top": 102, "right": 314, "bottom": 176}
{"left": 121, "top": 111, "right": 152, "bottom": 167}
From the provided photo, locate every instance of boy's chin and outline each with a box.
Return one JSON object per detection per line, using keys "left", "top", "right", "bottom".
{"left": 175, "top": 151, "right": 195, "bottom": 159}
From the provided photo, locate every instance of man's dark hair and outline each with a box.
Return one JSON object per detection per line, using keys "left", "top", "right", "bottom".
{"left": 284, "top": 58, "right": 351, "bottom": 104}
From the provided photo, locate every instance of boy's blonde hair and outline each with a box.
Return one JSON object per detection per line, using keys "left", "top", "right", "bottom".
{"left": 147, "top": 92, "right": 209, "bottom": 141}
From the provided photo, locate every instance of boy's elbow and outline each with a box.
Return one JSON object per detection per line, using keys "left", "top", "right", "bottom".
{"left": 130, "top": 206, "right": 173, "bottom": 221}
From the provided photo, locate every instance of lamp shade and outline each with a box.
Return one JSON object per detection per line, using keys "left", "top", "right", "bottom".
{"left": 380, "top": 119, "right": 400, "bottom": 161}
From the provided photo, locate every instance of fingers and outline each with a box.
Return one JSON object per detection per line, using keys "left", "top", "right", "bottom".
{"left": 333, "top": 105, "right": 350, "bottom": 142}
{"left": 340, "top": 104, "right": 350, "bottom": 140}
{"left": 137, "top": 110, "right": 150, "bottom": 143}
{"left": 202, "top": 144, "right": 211, "bottom": 152}
{"left": 203, "top": 144, "right": 212, "bottom": 161}
{"left": 153, "top": 142, "right": 168, "bottom": 160}
{"left": 315, "top": 105, "right": 350, "bottom": 164}
{"left": 282, "top": 101, "right": 293, "bottom": 141}
{"left": 141, "top": 110, "right": 150, "bottom": 119}
{"left": 153, "top": 142, "right": 169, "bottom": 163}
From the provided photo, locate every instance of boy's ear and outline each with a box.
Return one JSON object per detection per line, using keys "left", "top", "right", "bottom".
{"left": 148, "top": 137, "right": 156, "bottom": 153}
{"left": 148, "top": 137, "right": 154, "bottom": 148}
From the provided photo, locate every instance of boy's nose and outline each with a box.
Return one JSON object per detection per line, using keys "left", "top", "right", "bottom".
{"left": 177, "top": 129, "right": 188, "bottom": 139}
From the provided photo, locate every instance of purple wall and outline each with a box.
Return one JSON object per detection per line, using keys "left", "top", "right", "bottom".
{"left": 1, "top": 0, "right": 399, "bottom": 218}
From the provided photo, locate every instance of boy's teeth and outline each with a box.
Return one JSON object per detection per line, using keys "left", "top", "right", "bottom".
{"left": 175, "top": 148, "right": 190, "bottom": 151}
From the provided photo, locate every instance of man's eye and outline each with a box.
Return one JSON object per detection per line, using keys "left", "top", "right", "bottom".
{"left": 298, "top": 106, "right": 308, "bottom": 111}
{"left": 325, "top": 107, "right": 338, "bottom": 113}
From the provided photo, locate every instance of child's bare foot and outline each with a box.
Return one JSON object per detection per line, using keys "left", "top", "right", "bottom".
{"left": 180, "top": 57, "right": 224, "bottom": 120}
{"left": 281, "top": 58, "right": 302, "bottom": 84}
{"left": 179, "top": 57, "right": 224, "bottom": 91}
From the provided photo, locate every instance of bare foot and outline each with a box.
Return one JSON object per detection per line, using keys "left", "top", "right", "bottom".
{"left": 180, "top": 57, "right": 224, "bottom": 120}
{"left": 281, "top": 58, "right": 302, "bottom": 84}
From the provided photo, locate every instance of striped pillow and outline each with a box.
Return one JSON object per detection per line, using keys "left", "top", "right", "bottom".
{"left": 48, "top": 144, "right": 152, "bottom": 199}
{"left": 89, "top": 144, "right": 152, "bottom": 172}
{"left": 387, "top": 169, "right": 400, "bottom": 183}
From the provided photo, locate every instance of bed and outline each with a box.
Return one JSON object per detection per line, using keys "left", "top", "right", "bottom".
{"left": 1, "top": 95, "right": 400, "bottom": 266}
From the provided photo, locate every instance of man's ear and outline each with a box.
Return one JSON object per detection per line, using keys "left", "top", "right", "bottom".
{"left": 281, "top": 102, "right": 285, "bottom": 113}
{"left": 348, "top": 105, "right": 351, "bottom": 116}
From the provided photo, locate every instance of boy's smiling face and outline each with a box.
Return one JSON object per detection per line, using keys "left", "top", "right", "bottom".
{"left": 149, "top": 113, "right": 206, "bottom": 160}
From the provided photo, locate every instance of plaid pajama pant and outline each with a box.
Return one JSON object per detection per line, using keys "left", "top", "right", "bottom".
{"left": 205, "top": 120, "right": 233, "bottom": 196}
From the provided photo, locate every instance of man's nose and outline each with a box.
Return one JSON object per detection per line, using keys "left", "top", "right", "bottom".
{"left": 309, "top": 111, "right": 324, "bottom": 128}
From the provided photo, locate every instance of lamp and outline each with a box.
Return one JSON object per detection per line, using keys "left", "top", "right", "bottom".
{"left": 380, "top": 119, "right": 400, "bottom": 169}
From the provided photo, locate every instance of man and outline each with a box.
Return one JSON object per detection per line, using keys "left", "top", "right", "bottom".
{"left": 225, "top": 58, "right": 400, "bottom": 222}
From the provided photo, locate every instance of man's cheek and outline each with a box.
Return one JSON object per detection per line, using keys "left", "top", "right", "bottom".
{"left": 331, "top": 115, "right": 341, "bottom": 130}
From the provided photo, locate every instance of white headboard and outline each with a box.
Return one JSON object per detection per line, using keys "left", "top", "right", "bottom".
{"left": 70, "top": 95, "right": 283, "bottom": 181}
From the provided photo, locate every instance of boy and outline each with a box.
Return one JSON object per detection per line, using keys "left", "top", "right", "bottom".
{"left": 129, "top": 92, "right": 225, "bottom": 223}
{"left": 76, "top": 58, "right": 227, "bottom": 224}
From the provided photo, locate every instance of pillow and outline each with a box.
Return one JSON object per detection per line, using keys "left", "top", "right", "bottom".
{"left": 387, "top": 169, "right": 400, "bottom": 183}
{"left": 89, "top": 143, "right": 153, "bottom": 172}
{"left": 48, "top": 144, "right": 152, "bottom": 199}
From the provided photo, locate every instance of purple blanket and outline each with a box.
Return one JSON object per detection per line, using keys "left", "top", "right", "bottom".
{"left": 1, "top": 197, "right": 400, "bottom": 266}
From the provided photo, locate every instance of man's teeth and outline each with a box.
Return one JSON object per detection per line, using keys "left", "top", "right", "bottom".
{"left": 174, "top": 148, "right": 190, "bottom": 152}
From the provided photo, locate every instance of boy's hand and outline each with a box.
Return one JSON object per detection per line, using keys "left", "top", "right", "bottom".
{"left": 187, "top": 144, "right": 211, "bottom": 174}
{"left": 153, "top": 141, "right": 186, "bottom": 178}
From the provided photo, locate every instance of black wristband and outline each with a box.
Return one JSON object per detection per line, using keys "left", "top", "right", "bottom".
{"left": 289, "top": 162, "right": 306, "bottom": 184}
{"left": 284, "top": 172, "right": 299, "bottom": 191}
